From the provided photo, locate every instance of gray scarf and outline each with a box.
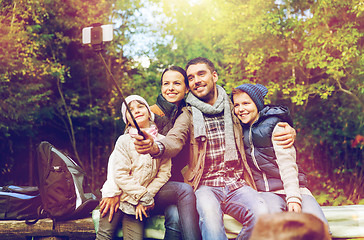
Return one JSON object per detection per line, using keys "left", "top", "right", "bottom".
{"left": 186, "top": 85, "right": 238, "bottom": 163}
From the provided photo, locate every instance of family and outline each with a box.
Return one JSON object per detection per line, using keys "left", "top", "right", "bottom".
{"left": 95, "top": 57, "right": 329, "bottom": 240}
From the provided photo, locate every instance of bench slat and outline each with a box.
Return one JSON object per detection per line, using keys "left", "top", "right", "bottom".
{"left": 0, "top": 218, "right": 95, "bottom": 240}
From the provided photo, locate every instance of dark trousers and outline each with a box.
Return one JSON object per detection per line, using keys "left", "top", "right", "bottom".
{"left": 153, "top": 181, "right": 202, "bottom": 240}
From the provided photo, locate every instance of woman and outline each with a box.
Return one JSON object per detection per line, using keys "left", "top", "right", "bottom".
{"left": 150, "top": 66, "right": 201, "bottom": 240}
{"left": 151, "top": 66, "right": 189, "bottom": 181}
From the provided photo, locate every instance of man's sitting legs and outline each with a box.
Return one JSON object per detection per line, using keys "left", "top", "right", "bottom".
{"left": 222, "top": 185, "right": 269, "bottom": 240}
{"left": 195, "top": 185, "right": 227, "bottom": 240}
{"left": 195, "top": 185, "right": 269, "bottom": 240}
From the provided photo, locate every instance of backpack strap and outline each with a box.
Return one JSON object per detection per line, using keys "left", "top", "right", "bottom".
{"left": 25, "top": 205, "right": 46, "bottom": 225}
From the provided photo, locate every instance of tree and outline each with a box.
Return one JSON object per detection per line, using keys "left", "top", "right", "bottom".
{"left": 0, "top": 0, "right": 61, "bottom": 181}
{"left": 0, "top": 0, "right": 152, "bottom": 191}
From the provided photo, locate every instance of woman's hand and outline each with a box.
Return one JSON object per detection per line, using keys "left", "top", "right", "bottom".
{"left": 273, "top": 122, "right": 296, "bottom": 148}
{"left": 287, "top": 202, "right": 302, "bottom": 213}
{"left": 99, "top": 195, "right": 121, "bottom": 222}
{"left": 134, "top": 130, "right": 159, "bottom": 155}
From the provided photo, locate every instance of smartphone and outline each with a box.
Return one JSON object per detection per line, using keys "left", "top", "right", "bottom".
{"left": 82, "top": 24, "right": 113, "bottom": 44}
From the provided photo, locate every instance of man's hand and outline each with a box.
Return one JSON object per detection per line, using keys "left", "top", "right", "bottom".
{"left": 99, "top": 195, "right": 120, "bottom": 222}
{"left": 135, "top": 203, "right": 154, "bottom": 221}
{"left": 273, "top": 122, "right": 296, "bottom": 148}
{"left": 134, "top": 130, "right": 159, "bottom": 155}
{"left": 287, "top": 202, "right": 302, "bottom": 213}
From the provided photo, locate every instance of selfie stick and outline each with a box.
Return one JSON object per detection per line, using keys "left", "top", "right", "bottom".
{"left": 93, "top": 45, "right": 145, "bottom": 139}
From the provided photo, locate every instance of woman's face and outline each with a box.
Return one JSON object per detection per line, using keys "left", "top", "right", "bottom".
{"left": 126, "top": 100, "right": 150, "bottom": 128}
{"left": 161, "top": 70, "right": 188, "bottom": 105}
{"left": 233, "top": 92, "right": 259, "bottom": 126}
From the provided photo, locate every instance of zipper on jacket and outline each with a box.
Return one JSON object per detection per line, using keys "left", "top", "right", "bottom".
{"left": 249, "top": 126, "right": 270, "bottom": 191}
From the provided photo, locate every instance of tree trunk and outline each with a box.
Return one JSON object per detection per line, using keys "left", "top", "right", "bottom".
{"left": 56, "top": 77, "right": 83, "bottom": 169}
{"left": 29, "top": 137, "right": 34, "bottom": 185}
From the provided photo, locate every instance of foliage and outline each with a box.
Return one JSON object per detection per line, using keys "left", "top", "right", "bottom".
{"left": 1, "top": 0, "right": 58, "bottom": 177}
{"left": 0, "top": 0, "right": 155, "bottom": 192}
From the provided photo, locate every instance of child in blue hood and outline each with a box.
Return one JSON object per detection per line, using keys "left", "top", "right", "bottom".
{"left": 231, "top": 83, "right": 328, "bottom": 228}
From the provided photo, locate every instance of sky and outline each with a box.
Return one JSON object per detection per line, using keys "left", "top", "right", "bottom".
{"left": 121, "top": 2, "right": 172, "bottom": 67}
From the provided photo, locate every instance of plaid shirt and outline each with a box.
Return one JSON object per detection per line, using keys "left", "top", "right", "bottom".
{"left": 200, "top": 112, "right": 245, "bottom": 191}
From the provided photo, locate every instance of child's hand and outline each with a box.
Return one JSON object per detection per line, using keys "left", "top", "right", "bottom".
{"left": 99, "top": 195, "right": 121, "bottom": 222}
{"left": 145, "top": 202, "right": 155, "bottom": 212}
{"left": 135, "top": 203, "right": 150, "bottom": 221}
{"left": 287, "top": 202, "right": 302, "bottom": 213}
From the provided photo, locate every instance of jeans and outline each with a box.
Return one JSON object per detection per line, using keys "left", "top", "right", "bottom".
{"left": 96, "top": 210, "right": 143, "bottom": 240}
{"left": 259, "top": 192, "right": 329, "bottom": 225}
{"left": 153, "top": 181, "right": 201, "bottom": 240}
{"left": 195, "top": 185, "right": 269, "bottom": 240}
{"left": 164, "top": 205, "right": 181, "bottom": 239}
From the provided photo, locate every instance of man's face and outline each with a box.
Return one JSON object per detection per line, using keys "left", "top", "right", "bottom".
{"left": 186, "top": 63, "right": 218, "bottom": 104}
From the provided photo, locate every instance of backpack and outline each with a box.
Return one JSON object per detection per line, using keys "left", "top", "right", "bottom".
{"left": 33, "top": 141, "right": 99, "bottom": 224}
{"left": 0, "top": 185, "right": 44, "bottom": 220}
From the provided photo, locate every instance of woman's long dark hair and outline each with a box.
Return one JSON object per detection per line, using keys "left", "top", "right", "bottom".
{"left": 160, "top": 66, "right": 188, "bottom": 86}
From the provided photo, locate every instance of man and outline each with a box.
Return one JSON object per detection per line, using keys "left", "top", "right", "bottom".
{"left": 134, "top": 57, "right": 295, "bottom": 240}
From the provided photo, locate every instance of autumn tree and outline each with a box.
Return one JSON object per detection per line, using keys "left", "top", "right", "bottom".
{"left": 0, "top": 0, "right": 151, "bottom": 191}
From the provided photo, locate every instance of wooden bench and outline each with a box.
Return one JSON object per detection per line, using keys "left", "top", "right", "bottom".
{"left": 321, "top": 205, "right": 364, "bottom": 239}
{"left": 0, "top": 217, "right": 95, "bottom": 240}
{"left": 1, "top": 205, "right": 364, "bottom": 239}
{"left": 91, "top": 205, "right": 364, "bottom": 239}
